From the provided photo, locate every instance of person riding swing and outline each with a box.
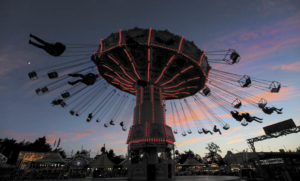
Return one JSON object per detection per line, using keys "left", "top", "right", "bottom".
{"left": 29, "top": 34, "right": 66, "bottom": 56}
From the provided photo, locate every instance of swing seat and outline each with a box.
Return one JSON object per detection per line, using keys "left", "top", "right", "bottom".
{"left": 47, "top": 71, "right": 59, "bottom": 79}
{"left": 241, "top": 121, "right": 248, "bottom": 126}
{"left": 223, "top": 124, "right": 230, "bottom": 130}
{"left": 232, "top": 98, "right": 242, "bottom": 109}
{"left": 35, "top": 88, "right": 41, "bottom": 95}
{"left": 201, "top": 86, "right": 211, "bottom": 96}
{"left": 258, "top": 98, "right": 267, "bottom": 108}
{"left": 238, "top": 75, "right": 251, "bottom": 87}
{"left": 228, "top": 51, "right": 240, "bottom": 64}
{"left": 61, "top": 91, "right": 70, "bottom": 98}
{"left": 70, "top": 110, "right": 75, "bottom": 115}
{"left": 213, "top": 125, "right": 219, "bottom": 132}
{"left": 269, "top": 81, "right": 281, "bottom": 93}
{"left": 41, "top": 86, "right": 49, "bottom": 93}
{"left": 187, "top": 130, "right": 192, "bottom": 134}
{"left": 60, "top": 101, "right": 66, "bottom": 107}
{"left": 28, "top": 71, "right": 38, "bottom": 80}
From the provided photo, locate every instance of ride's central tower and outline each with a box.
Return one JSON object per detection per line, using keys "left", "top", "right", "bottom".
{"left": 93, "top": 27, "right": 210, "bottom": 180}
{"left": 126, "top": 83, "right": 175, "bottom": 179}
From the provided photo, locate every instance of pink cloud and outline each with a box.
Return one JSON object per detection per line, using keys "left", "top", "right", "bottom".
{"left": 0, "top": 48, "right": 31, "bottom": 77}
{"left": 202, "top": 12, "right": 300, "bottom": 72}
{"left": 44, "top": 128, "right": 96, "bottom": 144}
{"left": 71, "top": 129, "right": 94, "bottom": 141}
{"left": 249, "top": 87, "right": 298, "bottom": 103}
{"left": 176, "top": 136, "right": 210, "bottom": 147}
{"left": 113, "top": 147, "right": 127, "bottom": 152}
{"left": 4, "top": 130, "right": 37, "bottom": 142}
{"left": 270, "top": 61, "right": 300, "bottom": 72}
{"left": 46, "top": 134, "right": 57, "bottom": 144}
{"left": 227, "top": 138, "right": 243, "bottom": 144}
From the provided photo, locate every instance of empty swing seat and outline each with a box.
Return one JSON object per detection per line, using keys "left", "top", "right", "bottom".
{"left": 229, "top": 51, "right": 240, "bottom": 64}
{"left": 28, "top": 71, "right": 38, "bottom": 80}
{"left": 41, "top": 86, "right": 49, "bottom": 93}
{"left": 35, "top": 88, "right": 41, "bottom": 95}
{"left": 232, "top": 98, "right": 242, "bottom": 109}
{"left": 47, "top": 71, "right": 59, "bottom": 79}
{"left": 269, "top": 81, "right": 281, "bottom": 93}
{"left": 238, "top": 75, "right": 251, "bottom": 87}
{"left": 61, "top": 91, "right": 70, "bottom": 98}
{"left": 223, "top": 124, "right": 230, "bottom": 130}
{"left": 201, "top": 86, "right": 211, "bottom": 96}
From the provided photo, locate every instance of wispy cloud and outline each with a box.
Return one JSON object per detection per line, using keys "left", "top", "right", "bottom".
{"left": 270, "top": 61, "right": 300, "bottom": 72}
{"left": 251, "top": 87, "right": 298, "bottom": 103}
{"left": 44, "top": 128, "right": 96, "bottom": 144}
{"left": 176, "top": 135, "right": 211, "bottom": 147}
{"left": 203, "top": 12, "right": 300, "bottom": 71}
{"left": 227, "top": 138, "right": 243, "bottom": 144}
{"left": 0, "top": 48, "right": 30, "bottom": 77}
{"left": 3, "top": 130, "right": 37, "bottom": 142}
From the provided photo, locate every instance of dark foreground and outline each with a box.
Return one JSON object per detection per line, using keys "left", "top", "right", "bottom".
{"left": 14, "top": 176, "right": 240, "bottom": 181}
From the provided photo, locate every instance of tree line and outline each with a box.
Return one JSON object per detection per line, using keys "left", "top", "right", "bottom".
{"left": 1, "top": 136, "right": 225, "bottom": 166}
{"left": 0, "top": 137, "right": 64, "bottom": 164}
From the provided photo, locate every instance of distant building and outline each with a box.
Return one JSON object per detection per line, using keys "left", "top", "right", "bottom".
{"left": 224, "top": 150, "right": 300, "bottom": 179}
{"left": 176, "top": 157, "right": 205, "bottom": 175}
{"left": 16, "top": 151, "right": 65, "bottom": 170}
{"left": 0, "top": 153, "right": 8, "bottom": 166}
{"left": 89, "top": 153, "right": 115, "bottom": 177}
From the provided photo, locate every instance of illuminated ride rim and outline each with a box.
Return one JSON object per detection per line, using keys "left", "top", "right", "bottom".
{"left": 93, "top": 28, "right": 210, "bottom": 100}
{"left": 28, "top": 27, "right": 283, "bottom": 143}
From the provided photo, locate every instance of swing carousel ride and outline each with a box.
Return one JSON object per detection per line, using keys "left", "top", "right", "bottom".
{"left": 28, "top": 27, "right": 283, "bottom": 142}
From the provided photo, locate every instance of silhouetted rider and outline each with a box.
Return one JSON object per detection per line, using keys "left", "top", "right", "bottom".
{"left": 68, "top": 73, "right": 98, "bottom": 86}
{"left": 242, "top": 113, "right": 263, "bottom": 123}
{"left": 29, "top": 34, "right": 66, "bottom": 56}
{"left": 202, "top": 128, "right": 213, "bottom": 135}
{"left": 230, "top": 111, "right": 243, "bottom": 122}
{"left": 213, "top": 125, "right": 222, "bottom": 135}
{"left": 258, "top": 103, "right": 282, "bottom": 114}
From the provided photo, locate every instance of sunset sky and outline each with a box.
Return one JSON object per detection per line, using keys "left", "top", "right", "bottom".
{"left": 1, "top": 0, "right": 300, "bottom": 157}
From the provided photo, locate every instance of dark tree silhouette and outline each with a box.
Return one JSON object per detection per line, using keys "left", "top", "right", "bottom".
{"left": 100, "top": 144, "right": 106, "bottom": 154}
{"left": 75, "top": 149, "right": 89, "bottom": 157}
{"left": 107, "top": 149, "right": 115, "bottom": 159}
{"left": 0, "top": 136, "right": 60, "bottom": 164}
{"left": 53, "top": 147, "right": 66, "bottom": 158}
{"left": 175, "top": 149, "right": 202, "bottom": 164}
{"left": 205, "top": 142, "right": 222, "bottom": 164}
{"left": 28, "top": 137, "right": 52, "bottom": 152}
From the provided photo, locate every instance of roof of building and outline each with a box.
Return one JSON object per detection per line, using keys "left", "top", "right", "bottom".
{"left": 33, "top": 152, "right": 65, "bottom": 163}
{"left": 89, "top": 153, "right": 115, "bottom": 168}
{"left": 118, "top": 158, "right": 128, "bottom": 166}
{"left": 181, "top": 157, "right": 203, "bottom": 166}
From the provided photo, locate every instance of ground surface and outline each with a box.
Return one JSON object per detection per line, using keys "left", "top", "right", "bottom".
{"left": 26, "top": 176, "right": 240, "bottom": 181}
